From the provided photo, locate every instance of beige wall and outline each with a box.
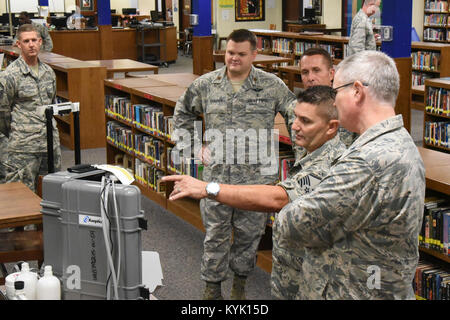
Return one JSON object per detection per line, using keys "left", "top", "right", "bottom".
{"left": 214, "top": 1, "right": 282, "bottom": 41}
{"left": 322, "top": 0, "right": 342, "bottom": 28}
{"left": 412, "top": 0, "right": 424, "bottom": 41}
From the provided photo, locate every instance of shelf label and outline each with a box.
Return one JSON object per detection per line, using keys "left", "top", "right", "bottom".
{"left": 114, "top": 84, "right": 123, "bottom": 90}
{"left": 145, "top": 94, "right": 154, "bottom": 100}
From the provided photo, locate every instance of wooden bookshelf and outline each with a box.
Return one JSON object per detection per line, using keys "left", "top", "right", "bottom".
{"left": 423, "top": 78, "right": 450, "bottom": 154}
{"left": 104, "top": 74, "right": 204, "bottom": 235}
{"left": 411, "top": 42, "right": 450, "bottom": 107}
{"left": 423, "top": 1, "right": 449, "bottom": 42}
{"left": 416, "top": 146, "right": 450, "bottom": 300}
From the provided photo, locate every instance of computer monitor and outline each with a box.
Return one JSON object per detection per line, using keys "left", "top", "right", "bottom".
{"left": 111, "top": 9, "right": 116, "bottom": 14}
{"left": 150, "top": 10, "right": 159, "bottom": 22}
{"left": 304, "top": 8, "right": 316, "bottom": 19}
{"left": 50, "top": 16, "right": 67, "bottom": 30}
{"left": 111, "top": 14, "right": 119, "bottom": 26}
{"left": 122, "top": 8, "right": 137, "bottom": 15}
{"left": 0, "top": 13, "right": 10, "bottom": 25}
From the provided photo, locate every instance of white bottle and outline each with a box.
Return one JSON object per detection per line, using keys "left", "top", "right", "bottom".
{"left": 15, "top": 262, "right": 38, "bottom": 300}
{"left": 36, "top": 265, "right": 61, "bottom": 300}
{"left": 12, "top": 281, "right": 28, "bottom": 300}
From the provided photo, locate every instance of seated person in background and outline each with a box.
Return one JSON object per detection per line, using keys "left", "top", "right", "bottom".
{"left": 13, "top": 11, "right": 53, "bottom": 52}
{"left": 162, "top": 85, "right": 346, "bottom": 299}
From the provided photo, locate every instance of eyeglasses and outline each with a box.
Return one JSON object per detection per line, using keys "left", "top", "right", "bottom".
{"left": 332, "top": 82, "right": 369, "bottom": 95}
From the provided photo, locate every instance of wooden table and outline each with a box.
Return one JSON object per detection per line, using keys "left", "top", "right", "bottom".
{"left": 0, "top": 182, "right": 43, "bottom": 285}
{"left": 84, "top": 58, "right": 159, "bottom": 78}
{"left": 418, "top": 147, "right": 450, "bottom": 195}
{"left": 278, "top": 65, "right": 303, "bottom": 91}
{"left": 0, "top": 182, "right": 42, "bottom": 229}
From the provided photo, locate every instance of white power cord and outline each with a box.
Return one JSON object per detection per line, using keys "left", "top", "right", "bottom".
{"left": 100, "top": 176, "right": 119, "bottom": 300}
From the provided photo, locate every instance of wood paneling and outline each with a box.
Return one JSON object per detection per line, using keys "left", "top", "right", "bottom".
{"left": 192, "top": 36, "right": 214, "bottom": 75}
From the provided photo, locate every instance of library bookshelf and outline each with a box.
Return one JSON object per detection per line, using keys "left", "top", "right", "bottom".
{"left": 423, "top": 0, "right": 449, "bottom": 43}
{"left": 411, "top": 41, "right": 450, "bottom": 111}
{"left": 423, "top": 78, "right": 450, "bottom": 153}
{"left": 416, "top": 147, "right": 450, "bottom": 300}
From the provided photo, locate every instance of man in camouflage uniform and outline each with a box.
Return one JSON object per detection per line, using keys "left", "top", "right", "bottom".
{"left": 164, "top": 85, "right": 346, "bottom": 300}
{"left": 296, "top": 47, "right": 358, "bottom": 149}
{"left": 347, "top": 0, "right": 380, "bottom": 56}
{"left": 13, "top": 11, "right": 53, "bottom": 52}
{"left": 276, "top": 50, "right": 426, "bottom": 299}
{"left": 172, "top": 29, "right": 296, "bottom": 299}
{"left": 0, "top": 24, "right": 61, "bottom": 193}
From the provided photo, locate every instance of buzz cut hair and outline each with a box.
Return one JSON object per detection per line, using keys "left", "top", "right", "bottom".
{"left": 227, "top": 29, "right": 257, "bottom": 51}
{"left": 17, "top": 24, "right": 40, "bottom": 40}
{"left": 301, "top": 47, "right": 333, "bottom": 69}
{"left": 296, "top": 85, "right": 338, "bottom": 121}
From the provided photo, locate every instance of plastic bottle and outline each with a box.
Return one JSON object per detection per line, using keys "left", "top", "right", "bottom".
{"left": 15, "top": 262, "right": 38, "bottom": 300}
{"left": 12, "top": 281, "right": 28, "bottom": 300}
{"left": 36, "top": 265, "right": 61, "bottom": 300}
{"left": 5, "top": 271, "right": 20, "bottom": 299}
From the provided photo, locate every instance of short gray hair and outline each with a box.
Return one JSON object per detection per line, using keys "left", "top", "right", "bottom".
{"left": 335, "top": 50, "right": 399, "bottom": 105}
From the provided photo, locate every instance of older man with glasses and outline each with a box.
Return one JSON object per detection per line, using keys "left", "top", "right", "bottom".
{"left": 283, "top": 50, "right": 425, "bottom": 299}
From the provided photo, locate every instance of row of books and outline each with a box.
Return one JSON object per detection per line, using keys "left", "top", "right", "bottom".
{"left": 414, "top": 261, "right": 450, "bottom": 300}
{"left": 107, "top": 121, "right": 133, "bottom": 153}
{"left": 412, "top": 71, "right": 433, "bottom": 86}
{"left": 166, "top": 146, "right": 204, "bottom": 179}
{"left": 271, "top": 38, "right": 292, "bottom": 54}
{"left": 293, "top": 41, "right": 315, "bottom": 56}
{"left": 411, "top": 50, "right": 440, "bottom": 71}
{"left": 424, "top": 121, "right": 450, "bottom": 149}
{"left": 424, "top": 28, "right": 446, "bottom": 41}
{"left": 420, "top": 197, "right": 450, "bottom": 254}
{"left": 318, "top": 44, "right": 344, "bottom": 60}
{"left": 425, "top": 0, "right": 449, "bottom": 12}
{"left": 134, "top": 133, "right": 165, "bottom": 169}
{"left": 105, "top": 94, "right": 175, "bottom": 140}
{"left": 424, "top": 13, "right": 448, "bottom": 26}
{"left": 135, "top": 158, "right": 165, "bottom": 193}
{"left": 426, "top": 86, "right": 450, "bottom": 115}
{"left": 256, "top": 36, "right": 271, "bottom": 51}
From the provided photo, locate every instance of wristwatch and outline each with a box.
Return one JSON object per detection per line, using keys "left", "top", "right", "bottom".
{"left": 206, "top": 182, "right": 220, "bottom": 199}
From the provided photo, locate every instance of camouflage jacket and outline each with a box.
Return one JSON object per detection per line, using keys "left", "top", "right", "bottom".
{"left": 173, "top": 66, "right": 296, "bottom": 185}
{"left": 13, "top": 22, "right": 53, "bottom": 52}
{"left": 0, "top": 56, "right": 59, "bottom": 153}
{"left": 347, "top": 9, "right": 376, "bottom": 56}
{"left": 273, "top": 135, "right": 346, "bottom": 299}
{"left": 276, "top": 115, "right": 425, "bottom": 299}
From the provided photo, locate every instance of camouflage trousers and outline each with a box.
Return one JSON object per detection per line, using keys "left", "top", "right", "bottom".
{"left": 200, "top": 198, "right": 268, "bottom": 283}
{"left": 0, "top": 134, "right": 7, "bottom": 183}
{"left": 4, "top": 150, "right": 61, "bottom": 193}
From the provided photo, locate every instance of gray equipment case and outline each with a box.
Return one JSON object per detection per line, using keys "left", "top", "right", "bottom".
{"left": 41, "top": 170, "right": 148, "bottom": 300}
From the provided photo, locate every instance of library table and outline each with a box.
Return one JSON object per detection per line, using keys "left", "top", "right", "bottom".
{"left": 0, "top": 182, "right": 43, "bottom": 285}
{"left": 417, "top": 147, "right": 450, "bottom": 195}
{"left": 278, "top": 65, "right": 302, "bottom": 91}
{"left": 84, "top": 58, "right": 159, "bottom": 79}
{"left": 0, "top": 182, "right": 42, "bottom": 229}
